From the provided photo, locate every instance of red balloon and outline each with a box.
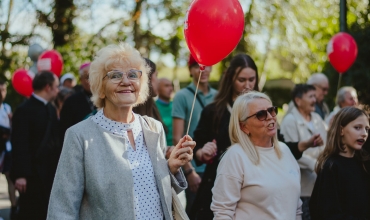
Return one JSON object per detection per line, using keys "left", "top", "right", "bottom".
{"left": 184, "top": 0, "right": 244, "bottom": 66}
{"left": 12, "top": 69, "right": 34, "bottom": 97}
{"left": 37, "top": 50, "right": 64, "bottom": 77}
{"left": 327, "top": 32, "right": 358, "bottom": 74}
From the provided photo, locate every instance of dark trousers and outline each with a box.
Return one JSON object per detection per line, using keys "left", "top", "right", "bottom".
{"left": 301, "top": 197, "right": 311, "bottom": 220}
{"left": 185, "top": 172, "right": 203, "bottom": 215}
{"left": 18, "top": 176, "right": 49, "bottom": 220}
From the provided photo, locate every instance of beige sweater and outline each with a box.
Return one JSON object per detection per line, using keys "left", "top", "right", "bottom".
{"left": 211, "top": 142, "right": 302, "bottom": 220}
{"left": 280, "top": 107, "right": 327, "bottom": 197}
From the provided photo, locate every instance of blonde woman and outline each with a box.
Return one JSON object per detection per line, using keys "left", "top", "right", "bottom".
{"left": 47, "top": 43, "right": 195, "bottom": 219}
{"left": 211, "top": 91, "right": 302, "bottom": 220}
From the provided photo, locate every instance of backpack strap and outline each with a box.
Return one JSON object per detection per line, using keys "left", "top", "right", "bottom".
{"left": 186, "top": 87, "right": 205, "bottom": 108}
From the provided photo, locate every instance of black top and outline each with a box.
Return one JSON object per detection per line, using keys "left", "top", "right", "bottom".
{"left": 11, "top": 96, "right": 60, "bottom": 181}
{"left": 190, "top": 103, "right": 231, "bottom": 219}
{"left": 59, "top": 90, "right": 95, "bottom": 144}
{"left": 310, "top": 154, "right": 370, "bottom": 220}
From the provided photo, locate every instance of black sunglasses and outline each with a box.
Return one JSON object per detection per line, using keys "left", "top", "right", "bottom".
{"left": 245, "top": 106, "right": 278, "bottom": 121}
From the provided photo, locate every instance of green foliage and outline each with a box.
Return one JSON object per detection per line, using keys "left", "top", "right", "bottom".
{"left": 1, "top": 0, "right": 370, "bottom": 111}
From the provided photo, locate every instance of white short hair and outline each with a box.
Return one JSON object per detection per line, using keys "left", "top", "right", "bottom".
{"left": 89, "top": 43, "right": 149, "bottom": 108}
{"left": 307, "top": 73, "right": 328, "bottom": 85}
{"left": 336, "top": 86, "right": 357, "bottom": 106}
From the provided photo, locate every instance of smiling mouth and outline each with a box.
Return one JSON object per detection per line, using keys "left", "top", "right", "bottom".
{"left": 267, "top": 122, "right": 275, "bottom": 128}
{"left": 117, "top": 90, "right": 134, "bottom": 93}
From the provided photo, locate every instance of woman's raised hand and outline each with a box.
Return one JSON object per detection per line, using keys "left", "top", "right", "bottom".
{"left": 200, "top": 139, "right": 217, "bottom": 162}
{"left": 168, "top": 135, "right": 196, "bottom": 175}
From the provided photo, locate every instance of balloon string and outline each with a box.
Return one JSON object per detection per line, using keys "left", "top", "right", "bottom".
{"left": 337, "top": 74, "right": 342, "bottom": 91}
{"left": 186, "top": 69, "right": 203, "bottom": 136}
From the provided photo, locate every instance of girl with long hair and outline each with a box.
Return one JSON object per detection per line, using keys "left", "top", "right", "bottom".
{"left": 310, "top": 106, "right": 370, "bottom": 219}
{"left": 133, "top": 58, "right": 167, "bottom": 133}
{"left": 189, "top": 54, "right": 259, "bottom": 219}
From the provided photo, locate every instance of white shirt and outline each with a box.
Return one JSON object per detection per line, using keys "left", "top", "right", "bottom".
{"left": 0, "top": 103, "right": 11, "bottom": 128}
{"left": 211, "top": 142, "right": 302, "bottom": 220}
{"left": 32, "top": 93, "right": 48, "bottom": 105}
{"left": 0, "top": 103, "right": 11, "bottom": 152}
{"left": 92, "top": 109, "right": 163, "bottom": 220}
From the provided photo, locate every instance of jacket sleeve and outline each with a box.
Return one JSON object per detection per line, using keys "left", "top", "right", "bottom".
{"left": 155, "top": 118, "right": 187, "bottom": 193}
{"left": 278, "top": 129, "right": 303, "bottom": 160}
{"left": 281, "top": 115, "right": 316, "bottom": 171}
{"left": 10, "top": 106, "right": 32, "bottom": 180}
{"left": 280, "top": 114, "right": 299, "bottom": 143}
{"left": 47, "top": 128, "right": 85, "bottom": 220}
{"left": 296, "top": 199, "right": 303, "bottom": 220}
{"left": 193, "top": 105, "right": 214, "bottom": 166}
{"left": 211, "top": 149, "right": 243, "bottom": 220}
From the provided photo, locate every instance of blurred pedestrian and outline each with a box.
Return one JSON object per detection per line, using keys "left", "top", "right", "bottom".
{"left": 59, "top": 73, "right": 76, "bottom": 89}
{"left": 59, "top": 62, "right": 96, "bottom": 144}
{"left": 11, "top": 71, "right": 60, "bottom": 220}
{"left": 326, "top": 86, "right": 358, "bottom": 126}
{"left": 190, "top": 53, "right": 259, "bottom": 219}
{"left": 0, "top": 81, "right": 17, "bottom": 219}
{"left": 54, "top": 87, "right": 74, "bottom": 119}
{"left": 133, "top": 58, "right": 166, "bottom": 130}
{"left": 155, "top": 78, "right": 174, "bottom": 146}
{"left": 307, "top": 73, "right": 330, "bottom": 120}
{"left": 172, "top": 54, "right": 216, "bottom": 213}
{"left": 280, "top": 84, "right": 327, "bottom": 220}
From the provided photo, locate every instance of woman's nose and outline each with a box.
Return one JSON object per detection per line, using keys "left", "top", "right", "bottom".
{"left": 120, "top": 75, "right": 132, "bottom": 85}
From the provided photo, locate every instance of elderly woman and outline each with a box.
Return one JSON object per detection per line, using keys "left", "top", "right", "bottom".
{"left": 326, "top": 86, "right": 358, "bottom": 126}
{"left": 280, "top": 84, "right": 327, "bottom": 220}
{"left": 211, "top": 91, "right": 302, "bottom": 220}
{"left": 47, "top": 43, "right": 195, "bottom": 219}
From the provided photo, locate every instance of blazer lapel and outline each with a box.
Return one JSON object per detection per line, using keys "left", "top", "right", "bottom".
{"left": 140, "top": 117, "right": 160, "bottom": 171}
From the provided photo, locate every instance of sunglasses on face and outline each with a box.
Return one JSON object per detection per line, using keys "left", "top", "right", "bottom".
{"left": 103, "top": 69, "right": 142, "bottom": 83}
{"left": 244, "top": 106, "right": 278, "bottom": 121}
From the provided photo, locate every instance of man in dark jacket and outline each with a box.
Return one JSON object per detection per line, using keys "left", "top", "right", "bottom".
{"left": 11, "top": 71, "right": 60, "bottom": 219}
{"left": 59, "top": 62, "right": 95, "bottom": 143}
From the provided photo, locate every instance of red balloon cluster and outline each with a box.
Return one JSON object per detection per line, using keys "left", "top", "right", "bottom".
{"left": 37, "top": 50, "right": 64, "bottom": 77}
{"left": 12, "top": 49, "right": 64, "bottom": 97}
{"left": 327, "top": 32, "right": 358, "bottom": 74}
{"left": 12, "top": 69, "right": 34, "bottom": 97}
{"left": 184, "top": 0, "right": 244, "bottom": 66}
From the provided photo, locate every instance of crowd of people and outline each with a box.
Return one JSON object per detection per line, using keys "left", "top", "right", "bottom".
{"left": 0, "top": 42, "right": 368, "bottom": 220}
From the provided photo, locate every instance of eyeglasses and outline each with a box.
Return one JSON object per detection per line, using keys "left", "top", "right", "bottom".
{"left": 103, "top": 70, "right": 142, "bottom": 83}
{"left": 244, "top": 106, "right": 278, "bottom": 121}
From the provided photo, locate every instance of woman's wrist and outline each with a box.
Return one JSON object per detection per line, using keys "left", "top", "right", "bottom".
{"left": 195, "top": 149, "right": 203, "bottom": 162}
{"left": 298, "top": 141, "right": 309, "bottom": 152}
{"left": 184, "top": 168, "right": 194, "bottom": 177}
{"left": 168, "top": 159, "right": 180, "bottom": 175}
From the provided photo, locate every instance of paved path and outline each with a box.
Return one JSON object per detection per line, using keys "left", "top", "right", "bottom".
{"left": 0, "top": 174, "right": 10, "bottom": 220}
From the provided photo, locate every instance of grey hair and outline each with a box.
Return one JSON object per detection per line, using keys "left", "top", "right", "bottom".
{"left": 307, "top": 73, "right": 328, "bottom": 85}
{"left": 336, "top": 86, "right": 357, "bottom": 106}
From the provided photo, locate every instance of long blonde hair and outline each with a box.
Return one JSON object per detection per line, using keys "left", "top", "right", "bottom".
{"left": 229, "top": 91, "right": 281, "bottom": 165}
{"left": 316, "top": 106, "right": 370, "bottom": 173}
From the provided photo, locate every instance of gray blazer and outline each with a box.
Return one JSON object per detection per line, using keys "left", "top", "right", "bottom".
{"left": 47, "top": 116, "right": 187, "bottom": 220}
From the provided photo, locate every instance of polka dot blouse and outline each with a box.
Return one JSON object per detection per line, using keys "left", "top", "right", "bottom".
{"left": 92, "top": 109, "right": 163, "bottom": 220}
